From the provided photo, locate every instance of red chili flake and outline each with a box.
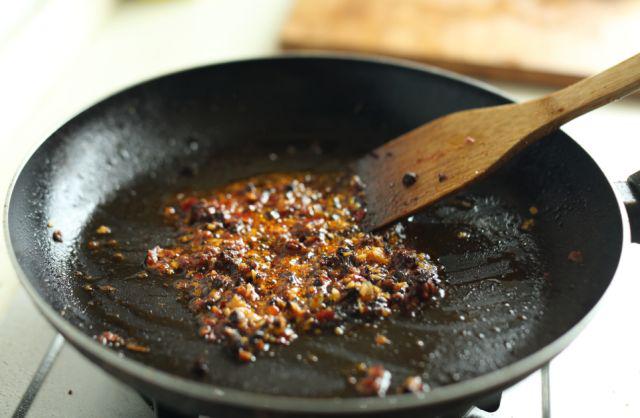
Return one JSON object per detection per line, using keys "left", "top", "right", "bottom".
{"left": 238, "top": 348, "right": 255, "bottom": 363}
{"left": 374, "top": 334, "right": 391, "bottom": 345}
{"left": 96, "top": 331, "right": 124, "bottom": 347}
{"left": 353, "top": 209, "right": 366, "bottom": 223}
{"left": 355, "top": 365, "right": 391, "bottom": 396}
{"left": 568, "top": 250, "right": 583, "bottom": 263}
{"left": 315, "top": 309, "right": 335, "bottom": 322}
{"left": 400, "top": 376, "right": 425, "bottom": 393}
{"left": 179, "top": 196, "right": 199, "bottom": 212}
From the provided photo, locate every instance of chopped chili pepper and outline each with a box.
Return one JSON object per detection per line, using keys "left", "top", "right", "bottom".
{"left": 144, "top": 172, "right": 442, "bottom": 362}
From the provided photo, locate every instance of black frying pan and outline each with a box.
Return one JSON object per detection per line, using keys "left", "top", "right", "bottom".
{"left": 5, "top": 55, "right": 636, "bottom": 417}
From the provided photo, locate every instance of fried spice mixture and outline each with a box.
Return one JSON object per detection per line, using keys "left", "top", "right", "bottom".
{"left": 145, "top": 172, "right": 443, "bottom": 362}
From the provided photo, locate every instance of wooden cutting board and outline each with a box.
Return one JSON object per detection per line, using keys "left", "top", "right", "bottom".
{"left": 281, "top": 0, "right": 640, "bottom": 86}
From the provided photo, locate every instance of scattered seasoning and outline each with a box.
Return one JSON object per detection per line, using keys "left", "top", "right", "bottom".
{"left": 238, "top": 348, "right": 256, "bottom": 363}
{"left": 529, "top": 206, "right": 539, "bottom": 215}
{"left": 125, "top": 343, "right": 151, "bottom": 353}
{"left": 47, "top": 221, "right": 54, "bottom": 228}
{"left": 112, "top": 252, "right": 125, "bottom": 262}
{"left": 520, "top": 218, "right": 535, "bottom": 231}
{"left": 191, "top": 358, "right": 209, "bottom": 377}
{"left": 96, "top": 225, "right": 112, "bottom": 235}
{"left": 399, "top": 376, "right": 425, "bottom": 393}
{"left": 68, "top": 390, "right": 73, "bottom": 395}
{"left": 374, "top": 334, "right": 391, "bottom": 346}
{"left": 98, "top": 285, "right": 117, "bottom": 293}
{"left": 144, "top": 172, "right": 442, "bottom": 362}
{"left": 52, "top": 230, "right": 63, "bottom": 242}
{"left": 96, "top": 331, "right": 125, "bottom": 347}
{"left": 402, "top": 172, "right": 418, "bottom": 187}
{"left": 453, "top": 198, "right": 474, "bottom": 209}
{"left": 355, "top": 365, "right": 391, "bottom": 396}
{"left": 456, "top": 230, "right": 470, "bottom": 239}
{"left": 568, "top": 250, "right": 583, "bottom": 263}
{"left": 465, "top": 136, "right": 476, "bottom": 144}
{"left": 437, "top": 173, "right": 448, "bottom": 183}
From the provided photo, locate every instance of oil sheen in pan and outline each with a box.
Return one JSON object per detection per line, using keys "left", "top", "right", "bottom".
{"left": 70, "top": 147, "right": 548, "bottom": 398}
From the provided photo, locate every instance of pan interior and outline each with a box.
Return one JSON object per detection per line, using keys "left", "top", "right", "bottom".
{"left": 8, "top": 58, "right": 623, "bottom": 398}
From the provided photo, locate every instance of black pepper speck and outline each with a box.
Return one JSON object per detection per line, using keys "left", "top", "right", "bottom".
{"left": 402, "top": 173, "right": 417, "bottom": 187}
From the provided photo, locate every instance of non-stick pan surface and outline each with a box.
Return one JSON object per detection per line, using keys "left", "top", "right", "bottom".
{"left": 6, "top": 56, "right": 624, "bottom": 416}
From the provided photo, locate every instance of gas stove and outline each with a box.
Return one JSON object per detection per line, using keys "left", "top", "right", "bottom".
{"left": 2, "top": 286, "right": 548, "bottom": 417}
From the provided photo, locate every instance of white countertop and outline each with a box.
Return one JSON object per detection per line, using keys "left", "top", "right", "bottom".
{"left": 1, "top": 1, "right": 639, "bottom": 416}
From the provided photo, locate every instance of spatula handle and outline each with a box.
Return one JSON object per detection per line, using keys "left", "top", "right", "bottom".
{"left": 534, "top": 53, "right": 640, "bottom": 130}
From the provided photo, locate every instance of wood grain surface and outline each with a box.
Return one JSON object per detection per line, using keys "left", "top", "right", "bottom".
{"left": 281, "top": 0, "right": 640, "bottom": 86}
{"left": 355, "top": 53, "right": 640, "bottom": 229}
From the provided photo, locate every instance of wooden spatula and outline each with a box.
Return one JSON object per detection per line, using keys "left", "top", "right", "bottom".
{"left": 355, "top": 53, "right": 640, "bottom": 231}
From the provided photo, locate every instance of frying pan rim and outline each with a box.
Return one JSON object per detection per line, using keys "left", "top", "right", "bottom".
{"left": 3, "top": 52, "right": 628, "bottom": 414}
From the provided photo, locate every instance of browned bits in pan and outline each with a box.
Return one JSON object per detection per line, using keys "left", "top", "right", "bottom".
{"left": 96, "top": 225, "right": 111, "bottom": 234}
{"left": 568, "top": 250, "right": 583, "bottom": 263}
{"left": 191, "top": 358, "right": 209, "bottom": 377}
{"left": 520, "top": 218, "right": 535, "bottom": 231}
{"left": 52, "top": 230, "right": 63, "bottom": 242}
{"left": 98, "top": 285, "right": 117, "bottom": 293}
{"left": 144, "top": 172, "right": 442, "bottom": 363}
{"left": 125, "top": 343, "right": 151, "bottom": 353}
{"left": 112, "top": 252, "right": 125, "bottom": 262}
